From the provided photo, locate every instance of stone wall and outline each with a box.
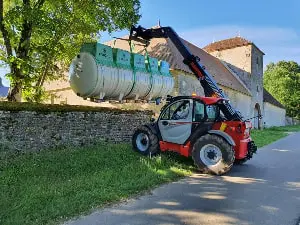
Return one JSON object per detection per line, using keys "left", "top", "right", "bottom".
{"left": 209, "top": 45, "right": 264, "bottom": 129}
{"left": 263, "top": 102, "right": 286, "bottom": 127}
{"left": 0, "top": 109, "right": 152, "bottom": 152}
{"left": 285, "top": 116, "right": 300, "bottom": 126}
{"left": 171, "top": 70, "right": 254, "bottom": 123}
{"left": 209, "top": 45, "right": 252, "bottom": 84}
{"left": 222, "top": 86, "right": 252, "bottom": 120}
{"left": 176, "top": 73, "right": 204, "bottom": 96}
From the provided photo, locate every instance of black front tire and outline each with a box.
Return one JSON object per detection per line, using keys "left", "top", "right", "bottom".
{"left": 132, "top": 126, "right": 160, "bottom": 156}
{"left": 192, "top": 134, "right": 235, "bottom": 175}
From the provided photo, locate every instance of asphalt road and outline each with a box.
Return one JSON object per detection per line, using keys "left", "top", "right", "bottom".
{"left": 65, "top": 132, "right": 300, "bottom": 225}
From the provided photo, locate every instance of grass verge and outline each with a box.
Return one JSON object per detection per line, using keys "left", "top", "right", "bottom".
{"left": 1, "top": 125, "right": 299, "bottom": 225}
{"left": 0, "top": 144, "right": 193, "bottom": 225}
{"left": 251, "top": 125, "right": 300, "bottom": 147}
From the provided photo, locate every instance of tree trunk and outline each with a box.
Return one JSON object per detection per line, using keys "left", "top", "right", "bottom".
{"left": 1, "top": 0, "right": 46, "bottom": 102}
{"left": 7, "top": 83, "right": 22, "bottom": 102}
{"left": 7, "top": 65, "right": 23, "bottom": 102}
{"left": 6, "top": 0, "right": 33, "bottom": 102}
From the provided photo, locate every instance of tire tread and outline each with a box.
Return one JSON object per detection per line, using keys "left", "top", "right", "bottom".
{"left": 191, "top": 134, "right": 235, "bottom": 175}
{"left": 132, "top": 125, "right": 160, "bottom": 156}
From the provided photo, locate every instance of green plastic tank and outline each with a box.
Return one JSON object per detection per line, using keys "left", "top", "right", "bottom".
{"left": 113, "top": 48, "right": 134, "bottom": 100}
{"left": 144, "top": 57, "right": 164, "bottom": 100}
{"left": 69, "top": 43, "right": 134, "bottom": 100}
{"left": 125, "top": 53, "right": 151, "bottom": 100}
{"left": 159, "top": 60, "right": 174, "bottom": 97}
{"left": 69, "top": 42, "right": 174, "bottom": 102}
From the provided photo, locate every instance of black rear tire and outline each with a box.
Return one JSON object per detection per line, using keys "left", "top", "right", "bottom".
{"left": 234, "top": 158, "right": 248, "bottom": 165}
{"left": 192, "top": 134, "right": 235, "bottom": 175}
{"left": 132, "top": 126, "right": 160, "bottom": 156}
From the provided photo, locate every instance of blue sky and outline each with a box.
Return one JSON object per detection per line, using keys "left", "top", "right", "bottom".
{"left": 1, "top": 0, "right": 299, "bottom": 86}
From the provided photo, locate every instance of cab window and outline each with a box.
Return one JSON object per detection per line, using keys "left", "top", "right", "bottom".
{"left": 161, "top": 100, "right": 190, "bottom": 120}
{"left": 193, "top": 101, "right": 205, "bottom": 122}
{"left": 206, "top": 105, "right": 219, "bottom": 121}
{"left": 193, "top": 101, "right": 219, "bottom": 122}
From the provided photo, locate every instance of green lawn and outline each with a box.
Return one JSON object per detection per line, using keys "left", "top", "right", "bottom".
{"left": 251, "top": 125, "right": 300, "bottom": 147}
{"left": 1, "top": 125, "right": 299, "bottom": 225}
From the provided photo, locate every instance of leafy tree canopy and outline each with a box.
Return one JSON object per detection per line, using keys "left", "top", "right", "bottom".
{"left": 264, "top": 61, "right": 300, "bottom": 118}
{"left": 0, "top": 0, "right": 141, "bottom": 102}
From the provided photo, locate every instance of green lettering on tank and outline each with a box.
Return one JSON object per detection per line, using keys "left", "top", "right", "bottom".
{"left": 95, "top": 43, "right": 114, "bottom": 66}
{"left": 146, "top": 57, "right": 159, "bottom": 73}
{"left": 132, "top": 53, "right": 148, "bottom": 73}
{"left": 113, "top": 49, "right": 132, "bottom": 70}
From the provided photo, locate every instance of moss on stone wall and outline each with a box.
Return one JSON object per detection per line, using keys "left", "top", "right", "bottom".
{"left": 0, "top": 101, "right": 154, "bottom": 115}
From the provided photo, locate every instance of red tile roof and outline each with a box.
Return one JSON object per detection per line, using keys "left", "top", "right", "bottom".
{"left": 105, "top": 36, "right": 251, "bottom": 96}
{"left": 203, "top": 37, "right": 264, "bottom": 55}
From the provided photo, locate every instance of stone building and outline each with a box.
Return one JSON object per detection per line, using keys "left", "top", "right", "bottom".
{"left": 203, "top": 37, "right": 285, "bottom": 128}
{"left": 43, "top": 76, "right": 117, "bottom": 108}
{"left": 263, "top": 89, "right": 286, "bottom": 127}
{"left": 44, "top": 28, "right": 286, "bottom": 128}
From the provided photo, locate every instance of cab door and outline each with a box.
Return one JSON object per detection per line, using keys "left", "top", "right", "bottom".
{"left": 158, "top": 99, "right": 193, "bottom": 144}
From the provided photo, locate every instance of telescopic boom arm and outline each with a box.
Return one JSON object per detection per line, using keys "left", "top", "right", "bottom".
{"left": 129, "top": 25, "right": 242, "bottom": 121}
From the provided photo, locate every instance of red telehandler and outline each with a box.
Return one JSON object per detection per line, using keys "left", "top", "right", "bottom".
{"left": 130, "top": 25, "right": 258, "bottom": 175}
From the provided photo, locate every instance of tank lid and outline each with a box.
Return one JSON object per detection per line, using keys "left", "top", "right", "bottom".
{"left": 80, "top": 43, "right": 96, "bottom": 55}
{"left": 132, "top": 53, "right": 148, "bottom": 73}
{"left": 159, "top": 60, "right": 171, "bottom": 76}
{"left": 95, "top": 43, "right": 114, "bottom": 66}
{"left": 114, "top": 48, "right": 132, "bottom": 70}
{"left": 80, "top": 42, "right": 114, "bottom": 67}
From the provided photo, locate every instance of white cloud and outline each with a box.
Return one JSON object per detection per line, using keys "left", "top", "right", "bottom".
{"left": 179, "top": 25, "right": 300, "bottom": 67}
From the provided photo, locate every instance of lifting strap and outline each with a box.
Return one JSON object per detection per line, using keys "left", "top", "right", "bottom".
{"left": 124, "top": 40, "right": 137, "bottom": 98}
{"left": 143, "top": 47, "right": 154, "bottom": 99}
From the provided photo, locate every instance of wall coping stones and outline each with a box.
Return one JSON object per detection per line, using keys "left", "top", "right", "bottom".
{"left": 0, "top": 102, "right": 154, "bottom": 115}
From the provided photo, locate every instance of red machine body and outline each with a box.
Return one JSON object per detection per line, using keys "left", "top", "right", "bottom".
{"left": 159, "top": 121, "right": 252, "bottom": 160}
{"left": 158, "top": 96, "right": 253, "bottom": 160}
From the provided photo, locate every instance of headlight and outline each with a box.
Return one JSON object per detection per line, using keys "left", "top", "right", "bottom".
{"left": 245, "top": 121, "right": 252, "bottom": 129}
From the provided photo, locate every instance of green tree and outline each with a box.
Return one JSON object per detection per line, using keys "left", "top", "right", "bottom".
{"left": 0, "top": 0, "right": 140, "bottom": 102}
{"left": 264, "top": 61, "right": 300, "bottom": 118}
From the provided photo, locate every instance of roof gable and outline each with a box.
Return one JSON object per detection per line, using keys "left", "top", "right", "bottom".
{"left": 203, "top": 36, "right": 265, "bottom": 55}
{"left": 105, "top": 36, "right": 251, "bottom": 96}
{"left": 203, "top": 37, "right": 251, "bottom": 52}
